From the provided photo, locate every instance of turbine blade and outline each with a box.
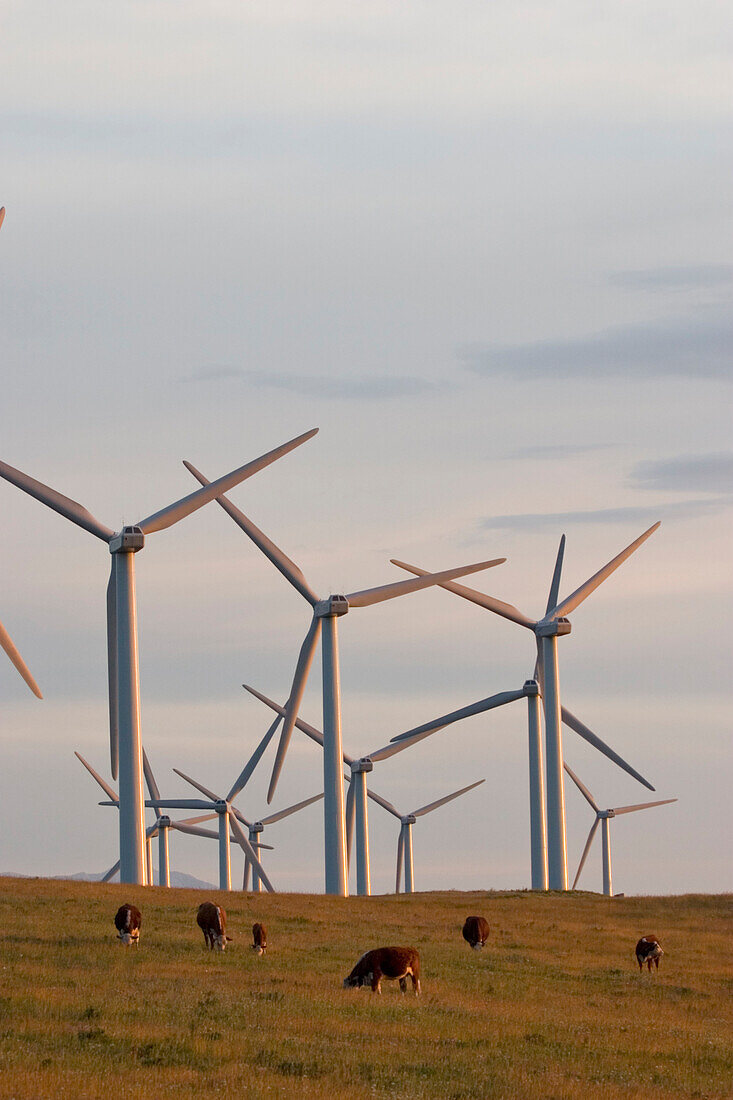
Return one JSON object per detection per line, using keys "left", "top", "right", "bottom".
{"left": 390, "top": 559, "right": 535, "bottom": 628}
{"left": 245, "top": 683, "right": 358, "bottom": 767}
{"left": 572, "top": 819, "right": 600, "bottom": 889}
{"left": 226, "top": 711, "right": 282, "bottom": 803}
{"left": 145, "top": 798, "right": 214, "bottom": 810}
{"left": 395, "top": 829, "right": 404, "bottom": 893}
{"left": 563, "top": 762, "right": 600, "bottom": 813}
{"left": 412, "top": 778, "right": 485, "bottom": 818}
{"left": 547, "top": 522, "right": 661, "bottom": 621}
{"left": 74, "top": 751, "right": 118, "bottom": 803}
{"left": 266, "top": 617, "right": 322, "bottom": 803}
{"left": 106, "top": 556, "right": 119, "bottom": 779}
{"left": 142, "top": 748, "right": 162, "bottom": 806}
{"left": 229, "top": 806, "right": 253, "bottom": 830}
{"left": 183, "top": 461, "right": 318, "bottom": 605}
{"left": 259, "top": 792, "right": 323, "bottom": 826}
{"left": 0, "top": 207, "right": 5, "bottom": 231}
{"left": 611, "top": 798, "right": 677, "bottom": 816}
{"left": 101, "top": 859, "right": 120, "bottom": 883}
{"left": 0, "top": 619, "right": 42, "bottom": 698}
{"left": 562, "top": 707, "right": 655, "bottom": 791}
{"left": 169, "top": 821, "right": 219, "bottom": 840}
{"left": 177, "top": 813, "right": 219, "bottom": 825}
{"left": 386, "top": 688, "right": 527, "bottom": 748}
{"left": 347, "top": 558, "right": 507, "bottom": 609}
{"left": 345, "top": 779, "right": 356, "bottom": 868}
{"left": 227, "top": 812, "right": 275, "bottom": 892}
{"left": 0, "top": 460, "right": 115, "bottom": 542}
{"left": 172, "top": 768, "right": 221, "bottom": 803}
{"left": 546, "top": 535, "right": 566, "bottom": 616}
{"left": 137, "top": 428, "right": 318, "bottom": 534}
{"left": 366, "top": 788, "right": 402, "bottom": 819}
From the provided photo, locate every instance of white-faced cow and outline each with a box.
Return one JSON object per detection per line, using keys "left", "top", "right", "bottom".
{"left": 114, "top": 903, "right": 141, "bottom": 946}
{"left": 462, "top": 915, "right": 490, "bottom": 950}
{"left": 196, "top": 902, "right": 231, "bottom": 951}
{"left": 343, "top": 947, "right": 421, "bottom": 995}
{"left": 252, "top": 922, "right": 267, "bottom": 956}
{"left": 635, "top": 934, "right": 663, "bottom": 972}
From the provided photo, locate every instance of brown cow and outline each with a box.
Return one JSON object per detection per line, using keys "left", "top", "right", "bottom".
{"left": 252, "top": 922, "right": 267, "bottom": 956}
{"left": 343, "top": 947, "right": 421, "bottom": 995}
{"left": 462, "top": 915, "right": 490, "bottom": 950}
{"left": 114, "top": 903, "right": 141, "bottom": 946}
{"left": 635, "top": 935, "right": 663, "bottom": 972}
{"left": 196, "top": 902, "right": 231, "bottom": 951}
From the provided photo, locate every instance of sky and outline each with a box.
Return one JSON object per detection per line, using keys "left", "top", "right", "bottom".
{"left": 1, "top": 1, "right": 731, "bottom": 896}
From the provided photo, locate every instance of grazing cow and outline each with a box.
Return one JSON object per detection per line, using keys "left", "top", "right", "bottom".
{"left": 114, "top": 903, "right": 141, "bottom": 946}
{"left": 462, "top": 915, "right": 490, "bottom": 950}
{"left": 635, "top": 935, "right": 663, "bottom": 972}
{"left": 252, "top": 922, "right": 267, "bottom": 956}
{"left": 343, "top": 947, "right": 421, "bottom": 995}
{"left": 196, "top": 902, "right": 231, "bottom": 951}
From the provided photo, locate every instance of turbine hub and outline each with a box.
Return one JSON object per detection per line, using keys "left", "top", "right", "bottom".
{"left": 402, "top": 814, "right": 417, "bottom": 825}
{"left": 214, "top": 799, "right": 228, "bottom": 814}
{"left": 523, "top": 679, "right": 540, "bottom": 696}
{"left": 315, "top": 595, "right": 349, "bottom": 617}
{"left": 109, "top": 526, "right": 145, "bottom": 554}
{"left": 158, "top": 815, "right": 171, "bottom": 828}
{"left": 351, "top": 758, "right": 373, "bottom": 774}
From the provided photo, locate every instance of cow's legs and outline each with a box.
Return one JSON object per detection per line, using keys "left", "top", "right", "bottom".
{"left": 399, "top": 977, "right": 407, "bottom": 993}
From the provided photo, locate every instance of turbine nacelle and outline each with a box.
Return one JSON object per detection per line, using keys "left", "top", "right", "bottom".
{"left": 109, "top": 526, "right": 145, "bottom": 554}
{"left": 315, "top": 595, "right": 349, "bottom": 617}
{"left": 536, "top": 617, "right": 571, "bottom": 638}
{"left": 522, "top": 679, "right": 540, "bottom": 696}
{"left": 250, "top": 822, "right": 265, "bottom": 834}
{"left": 158, "top": 815, "right": 171, "bottom": 827}
{"left": 401, "top": 814, "right": 417, "bottom": 826}
{"left": 214, "top": 799, "right": 229, "bottom": 815}
{"left": 351, "top": 758, "right": 374, "bottom": 774}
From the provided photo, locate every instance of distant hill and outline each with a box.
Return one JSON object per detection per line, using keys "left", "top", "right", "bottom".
{"left": 2, "top": 870, "right": 216, "bottom": 890}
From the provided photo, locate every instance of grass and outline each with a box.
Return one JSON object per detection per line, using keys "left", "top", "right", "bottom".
{"left": 0, "top": 878, "right": 730, "bottom": 1098}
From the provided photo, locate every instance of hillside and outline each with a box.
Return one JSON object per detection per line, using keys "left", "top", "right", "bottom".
{"left": 0, "top": 878, "right": 730, "bottom": 1099}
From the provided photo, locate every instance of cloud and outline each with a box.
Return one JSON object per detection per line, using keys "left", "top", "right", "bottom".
{"left": 608, "top": 265, "right": 733, "bottom": 292}
{"left": 479, "top": 498, "right": 732, "bottom": 531}
{"left": 179, "top": 366, "right": 437, "bottom": 400}
{"left": 462, "top": 313, "right": 733, "bottom": 381}
{"left": 630, "top": 453, "right": 733, "bottom": 495}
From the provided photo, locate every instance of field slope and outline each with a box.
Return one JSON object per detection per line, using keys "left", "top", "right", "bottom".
{"left": 0, "top": 878, "right": 730, "bottom": 1099}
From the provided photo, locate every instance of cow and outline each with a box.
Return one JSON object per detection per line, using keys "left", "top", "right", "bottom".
{"left": 462, "top": 915, "right": 490, "bottom": 950}
{"left": 635, "top": 935, "right": 663, "bottom": 972}
{"left": 252, "top": 922, "right": 267, "bottom": 956}
{"left": 343, "top": 947, "right": 421, "bottom": 995}
{"left": 114, "top": 903, "right": 141, "bottom": 946}
{"left": 196, "top": 902, "right": 231, "bottom": 951}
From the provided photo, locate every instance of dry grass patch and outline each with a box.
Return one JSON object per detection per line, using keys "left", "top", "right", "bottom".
{"left": 0, "top": 879, "right": 730, "bottom": 1099}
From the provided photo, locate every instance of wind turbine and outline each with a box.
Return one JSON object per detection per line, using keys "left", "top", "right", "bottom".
{"left": 1, "top": 617, "right": 42, "bottom": 699}
{"left": 376, "top": 780, "right": 486, "bottom": 893}
{"left": 182, "top": 459, "right": 506, "bottom": 896}
{"left": 241, "top": 792, "right": 324, "bottom": 892}
{"left": 0, "top": 428, "right": 317, "bottom": 883}
{"left": 75, "top": 749, "right": 235, "bottom": 885}
{"left": 245, "top": 683, "right": 526, "bottom": 895}
{"left": 564, "top": 762, "right": 677, "bottom": 896}
{"left": 392, "top": 523, "right": 660, "bottom": 890}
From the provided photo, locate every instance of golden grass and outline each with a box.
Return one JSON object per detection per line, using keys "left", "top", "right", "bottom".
{"left": 0, "top": 878, "right": 730, "bottom": 1099}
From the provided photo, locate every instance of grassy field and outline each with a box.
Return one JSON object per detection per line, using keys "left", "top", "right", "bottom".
{"left": 0, "top": 878, "right": 730, "bottom": 1099}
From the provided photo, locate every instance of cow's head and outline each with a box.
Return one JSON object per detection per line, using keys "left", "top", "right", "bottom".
{"left": 118, "top": 928, "right": 139, "bottom": 947}
{"left": 343, "top": 971, "right": 370, "bottom": 989}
